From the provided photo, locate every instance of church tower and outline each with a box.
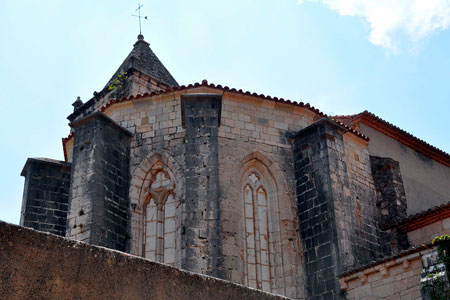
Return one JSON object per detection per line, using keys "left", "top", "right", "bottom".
{"left": 21, "top": 34, "right": 179, "bottom": 249}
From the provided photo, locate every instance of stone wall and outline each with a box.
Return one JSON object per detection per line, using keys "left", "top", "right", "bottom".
{"left": 339, "top": 246, "right": 432, "bottom": 300}
{"left": 340, "top": 129, "right": 382, "bottom": 268}
{"left": 0, "top": 221, "right": 288, "bottom": 300}
{"left": 20, "top": 158, "right": 71, "bottom": 236}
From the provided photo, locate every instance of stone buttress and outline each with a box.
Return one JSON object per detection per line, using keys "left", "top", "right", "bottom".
{"left": 66, "top": 112, "right": 132, "bottom": 252}
{"left": 181, "top": 94, "right": 222, "bottom": 277}
{"left": 292, "top": 119, "right": 383, "bottom": 299}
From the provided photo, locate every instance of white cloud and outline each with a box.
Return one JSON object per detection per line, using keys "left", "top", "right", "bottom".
{"left": 298, "top": 0, "right": 450, "bottom": 50}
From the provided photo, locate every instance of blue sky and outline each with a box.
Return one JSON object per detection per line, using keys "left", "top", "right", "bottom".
{"left": 1, "top": 0, "right": 449, "bottom": 224}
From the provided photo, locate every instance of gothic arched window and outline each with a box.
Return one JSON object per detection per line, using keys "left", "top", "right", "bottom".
{"left": 143, "top": 165, "right": 177, "bottom": 265}
{"left": 243, "top": 170, "right": 271, "bottom": 292}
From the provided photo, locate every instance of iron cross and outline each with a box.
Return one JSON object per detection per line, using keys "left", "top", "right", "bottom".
{"left": 132, "top": 3, "right": 148, "bottom": 35}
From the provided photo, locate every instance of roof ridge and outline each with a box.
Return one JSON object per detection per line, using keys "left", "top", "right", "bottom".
{"left": 356, "top": 110, "right": 450, "bottom": 166}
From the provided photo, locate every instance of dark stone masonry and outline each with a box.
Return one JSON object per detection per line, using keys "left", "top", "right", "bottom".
{"left": 292, "top": 119, "right": 344, "bottom": 299}
{"left": 182, "top": 94, "right": 223, "bottom": 277}
{"left": 67, "top": 112, "right": 132, "bottom": 252}
{"left": 370, "top": 156, "right": 408, "bottom": 227}
{"left": 20, "top": 158, "right": 71, "bottom": 236}
{"left": 370, "top": 156, "right": 410, "bottom": 255}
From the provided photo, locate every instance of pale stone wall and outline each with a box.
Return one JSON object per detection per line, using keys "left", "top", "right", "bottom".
{"left": 103, "top": 92, "right": 186, "bottom": 263}
{"left": 407, "top": 216, "right": 450, "bottom": 246}
{"left": 338, "top": 133, "right": 381, "bottom": 266}
{"left": 340, "top": 247, "right": 432, "bottom": 300}
{"left": 217, "top": 94, "right": 312, "bottom": 299}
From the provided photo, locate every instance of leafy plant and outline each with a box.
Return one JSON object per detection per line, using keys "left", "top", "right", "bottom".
{"left": 421, "top": 235, "right": 450, "bottom": 299}
{"left": 108, "top": 72, "right": 128, "bottom": 92}
{"left": 433, "top": 235, "right": 450, "bottom": 282}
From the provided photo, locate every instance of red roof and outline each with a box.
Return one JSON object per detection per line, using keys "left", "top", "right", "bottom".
{"left": 397, "top": 201, "right": 450, "bottom": 232}
{"left": 333, "top": 111, "right": 450, "bottom": 168}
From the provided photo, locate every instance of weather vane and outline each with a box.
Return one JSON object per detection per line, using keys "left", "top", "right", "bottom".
{"left": 132, "top": 3, "right": 148, "bottom": 35}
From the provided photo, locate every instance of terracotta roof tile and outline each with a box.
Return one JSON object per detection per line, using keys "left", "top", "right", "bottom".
{"left": 395, "top": 201, "right": 450, "bottom": 232}
{"left": 96, "top": 80, "right": 369, "bottom": 142}
{"left": 339, "top": 243, "right": 433, "bottom": 278}
{"left": 333, "top": 111, "right": 450, "bottom": 167}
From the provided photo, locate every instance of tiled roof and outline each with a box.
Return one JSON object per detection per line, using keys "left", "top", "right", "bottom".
{"left": 98, "top": 79, "right": 369, "bottom": 141}
{"left": 61, "top": 132, "right": 74, "bottom": 162}
{"left": 339, "top": 243, "right": 433, "bottom": 278}
{"left": 333, "top": 111, "right": 450, "bottom": 167}
{"left": 105, "top": 35, "right": 178, "bottom": 89}
{"left": 396, "top": 201, "right": 450, "bottom": 232}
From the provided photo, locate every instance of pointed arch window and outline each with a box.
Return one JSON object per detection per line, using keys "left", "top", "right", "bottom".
{"left": 143, "top": 165, "right": 177, "bottom": 265}
{"left": 244, "top": 171, "right": 271, "bottom": 292}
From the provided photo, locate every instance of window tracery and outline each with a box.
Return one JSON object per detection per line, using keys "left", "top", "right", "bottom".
{"left": 243, "top": 171, "right": 271, "bottom": 292}
{"left": 143, "top": 165, "right": 177, "bottom": 265}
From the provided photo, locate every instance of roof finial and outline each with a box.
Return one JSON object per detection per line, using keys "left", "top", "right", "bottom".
{"left": 72, "top": 96, "right": 83, "bottom": 112}
{"left": 132, "top": 3, "right": 148, "bottom": 39}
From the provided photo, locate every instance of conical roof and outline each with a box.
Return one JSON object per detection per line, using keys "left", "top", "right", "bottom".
{"left": 104, "top": 34, "right": 179, "bottom": 89}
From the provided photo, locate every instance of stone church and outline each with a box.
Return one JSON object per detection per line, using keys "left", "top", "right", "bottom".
{"left": 18, "top": 34, "right": 450, "bottom": 299}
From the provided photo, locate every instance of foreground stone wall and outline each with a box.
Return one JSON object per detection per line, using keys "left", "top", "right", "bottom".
{"left": 0, "top": 221, "right": 288, "bottom": 300}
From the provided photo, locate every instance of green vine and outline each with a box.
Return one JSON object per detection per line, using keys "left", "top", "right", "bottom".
{"left": 423, "top": 267, "right": 450, "bottom": 300}
{"left": 422, "top": 235, "right": 450, "bottom": 299}
{"left": 433, "top": 235, "right": 450, "bottom": 282}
